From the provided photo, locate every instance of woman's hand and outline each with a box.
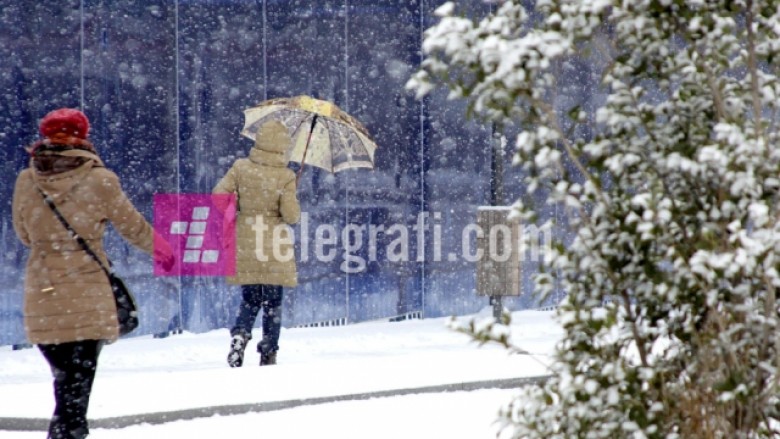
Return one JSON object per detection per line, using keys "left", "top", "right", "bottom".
{"left": 154, "top": 233, "right": 176, "bottom": 272}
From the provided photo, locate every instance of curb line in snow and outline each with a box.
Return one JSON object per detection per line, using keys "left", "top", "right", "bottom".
{"left": 0, "top": 375, "right": 550, "bottom": 432}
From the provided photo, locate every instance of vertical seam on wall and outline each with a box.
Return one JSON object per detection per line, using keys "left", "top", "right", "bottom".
{"left": 175, "top": 0, "right": 184, "bottom": 331}
{"left": 344, "top": 0, "right": 350, "bottom": 323}
{"left": 419, "top": 0, "right": 426, "bottom": 317}
{"left": 80, "top": 0, "right": 85, "bottom": 108}
{"left": 263, "top": 0, "right": 267, "bottom": 101}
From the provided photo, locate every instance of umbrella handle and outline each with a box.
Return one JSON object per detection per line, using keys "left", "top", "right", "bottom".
{"left": 296, "top": 114, "right": 318, "bottom": 185}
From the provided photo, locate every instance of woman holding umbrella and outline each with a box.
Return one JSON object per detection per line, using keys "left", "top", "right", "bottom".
{"left": 214, "top": 119, "right": 300, "bottom": 367}
{"left": 221, "top": 94, "right": 377, "bottom": 367}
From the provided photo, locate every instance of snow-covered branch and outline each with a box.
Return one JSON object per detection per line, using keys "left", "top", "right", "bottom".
{"left": 409, "top": 0, "right": 780, "bottom": 437}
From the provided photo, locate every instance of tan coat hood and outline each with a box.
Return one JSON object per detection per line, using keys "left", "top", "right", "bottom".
{"left": 32, "top": 149, "right": 104, "bottom": 201}
{"left": 253, "top": 120, "right": 291, "bottom": 153}
{"left": 250, "top": 120, "right": 291, "bottom": 168}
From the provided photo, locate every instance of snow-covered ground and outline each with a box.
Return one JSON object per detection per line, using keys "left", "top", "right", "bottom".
{"left": 0, "top": 309, "right": 561, "bottom": 438}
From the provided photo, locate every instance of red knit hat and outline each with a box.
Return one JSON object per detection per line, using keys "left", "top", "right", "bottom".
{"left": 39, "top": 108, "right": 90, "bottom": 139}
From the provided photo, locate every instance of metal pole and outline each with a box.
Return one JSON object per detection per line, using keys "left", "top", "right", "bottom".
{"left": 490, "top": 123, "right": 504, "bottom": 206}
{"left": 490, "top": 123, "right": 504, "bottom": 320}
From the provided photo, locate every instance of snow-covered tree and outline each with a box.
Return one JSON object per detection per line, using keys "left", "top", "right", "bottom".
{"left": 409, "top": 1, "right": 780, "bottom": 437}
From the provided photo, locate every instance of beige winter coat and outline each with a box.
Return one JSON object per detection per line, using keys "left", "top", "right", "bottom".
{"left": 213, "top": 121, "right": 300, "bottom": 286}
{"left": 12, "top": 150, "right": 155, "bottom": 344}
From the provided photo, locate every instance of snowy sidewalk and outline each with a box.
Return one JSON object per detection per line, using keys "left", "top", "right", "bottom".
{"left": 0, "top": 310, "right": 560, "bottom": 431}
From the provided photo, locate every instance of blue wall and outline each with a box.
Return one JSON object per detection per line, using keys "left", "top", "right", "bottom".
{"left": 0, "top": 0, "right": 566, "bottom": 345}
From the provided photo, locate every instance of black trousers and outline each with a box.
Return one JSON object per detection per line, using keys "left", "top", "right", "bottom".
{"left": 38, "top": 340, "right": 104, "bottom": 439}
{"left": 231, "top": 284, "right": 283, "bottom": 354}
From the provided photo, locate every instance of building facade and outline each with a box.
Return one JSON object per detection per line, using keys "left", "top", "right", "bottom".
{"left": 0, "top": 0, "right": 565, "bottom": 344}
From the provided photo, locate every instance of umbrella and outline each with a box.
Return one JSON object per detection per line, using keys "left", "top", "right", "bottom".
{"left": 241, "top": 95, "right": 378, "bottom": 182}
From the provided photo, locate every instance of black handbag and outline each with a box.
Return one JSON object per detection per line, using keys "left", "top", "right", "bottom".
{"left": 38, "top": 189, "right": 139, "bottom": 336}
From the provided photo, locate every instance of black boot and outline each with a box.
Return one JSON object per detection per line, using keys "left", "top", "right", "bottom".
{"left": 260, "top": 351, "right": 277, "bottom": 366}
{"left": 227, "top": 332, "right": 250, "bottom": 368}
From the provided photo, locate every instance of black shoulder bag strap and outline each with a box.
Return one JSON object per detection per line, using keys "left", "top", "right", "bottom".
{"left": 36, "top": 187, "right": 113, "bottom": 277}
{"left": 37, "top": 187, "right": 139, "bottom": 336}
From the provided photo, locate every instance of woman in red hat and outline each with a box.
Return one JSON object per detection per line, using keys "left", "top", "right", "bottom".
{"left": 12, "top": 108, "right": 173, "bottom": 439}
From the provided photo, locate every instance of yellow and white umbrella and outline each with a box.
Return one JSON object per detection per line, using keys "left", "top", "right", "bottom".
{"left": 241, "top": 95, "right": 378, "bottom": 181}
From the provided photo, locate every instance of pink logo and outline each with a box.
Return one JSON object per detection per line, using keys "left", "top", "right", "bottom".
{"left": 154, "top": 193, "right": 236, "bottom": 276}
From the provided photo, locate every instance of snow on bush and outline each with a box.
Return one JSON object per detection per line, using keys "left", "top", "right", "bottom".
{"left": 409, "top": 1, "right": 780, "bottom": 437}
